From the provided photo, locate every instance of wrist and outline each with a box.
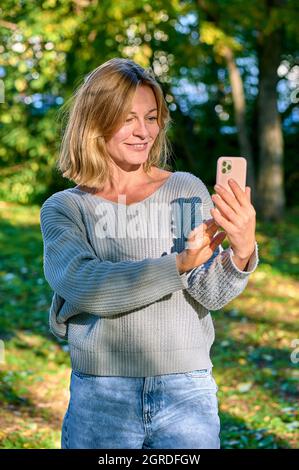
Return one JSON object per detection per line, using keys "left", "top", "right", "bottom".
{"left": 230, "top": 243, "right": 256, "bottom": 261}
{"left": 230, "top": 243, "right": 256, "bottom": 272}
{"left": 231, "top": 254, "right": 250, "bottom": 271}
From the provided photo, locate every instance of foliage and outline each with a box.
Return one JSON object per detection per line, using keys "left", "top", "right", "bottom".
{"left": 0, "top": 0, "right": 298, "bottom": 204}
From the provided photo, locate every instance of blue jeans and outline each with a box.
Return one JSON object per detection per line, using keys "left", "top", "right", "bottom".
{"left": 61, "top": 368, "right": 220, "bottom": 449}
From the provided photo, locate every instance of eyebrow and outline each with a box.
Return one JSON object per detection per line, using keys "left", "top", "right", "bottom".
{"left": 129, "top": 108, "right": 158, "bottom": 115}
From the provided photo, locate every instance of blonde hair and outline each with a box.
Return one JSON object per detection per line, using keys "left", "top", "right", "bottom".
{"left": 57, "top": 58, "right": 173, "bottom": 188}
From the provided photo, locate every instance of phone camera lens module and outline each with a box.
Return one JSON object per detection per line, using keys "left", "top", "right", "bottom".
{"left": 222, "top": 161, "right": 227, "bottom": 167}
{"left": 222, "top": 168, "right": 226, "bottom": 173}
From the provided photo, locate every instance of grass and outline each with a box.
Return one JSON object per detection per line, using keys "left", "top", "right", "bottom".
{"left": 0, "top": 200, "right": 298, "bottom": 449}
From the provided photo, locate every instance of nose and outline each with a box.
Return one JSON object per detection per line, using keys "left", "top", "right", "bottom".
{"left": 132, "top": 118, "right": 150, "bottom": 139}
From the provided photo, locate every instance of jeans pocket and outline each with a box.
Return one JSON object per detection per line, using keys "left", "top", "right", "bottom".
{"left": 184, "top": 368, "right": 211, "bottom": 377}
{"left": 184, "top": 369, "right": 218, "bottom": 393}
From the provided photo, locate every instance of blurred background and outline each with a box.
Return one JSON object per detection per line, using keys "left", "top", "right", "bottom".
{"left": 0, "top": 0, "right": 298, "bottom": 449}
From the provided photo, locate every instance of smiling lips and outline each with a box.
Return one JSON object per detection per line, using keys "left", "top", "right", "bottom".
{"left": 125, "top": 143, "right": 148, "bottom": 151}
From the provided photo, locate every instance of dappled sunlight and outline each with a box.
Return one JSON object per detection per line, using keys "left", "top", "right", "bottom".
{"left": 217, "top": 385, "right": 298, "bottom": 448}
{"left": 231, "top": 273, "right": 299, "bottom": 325}
{"left": 0, "top": 201, "right": 41, "bottom": 226}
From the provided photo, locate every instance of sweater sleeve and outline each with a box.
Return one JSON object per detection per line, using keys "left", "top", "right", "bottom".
{"left": 179, "top": 174, "right": 259, "bottom": 311}
{"left": 40, "top": 192, "right": 188, "bottom": 318}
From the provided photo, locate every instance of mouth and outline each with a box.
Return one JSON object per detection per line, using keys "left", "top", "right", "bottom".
{"left": 125, "top": 143, "right": 148, "bottom": 151}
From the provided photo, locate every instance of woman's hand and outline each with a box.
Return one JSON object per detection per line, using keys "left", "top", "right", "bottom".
{"left": 210, "top": 179, "right": 256, "bottom": 262}
{"left": 176, "top": 219, "right": 227, "bottom": 274}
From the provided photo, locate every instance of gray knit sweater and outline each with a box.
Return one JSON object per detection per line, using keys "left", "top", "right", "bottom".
{"left": 40, "top": 171, "right": 259, "bottom": 377}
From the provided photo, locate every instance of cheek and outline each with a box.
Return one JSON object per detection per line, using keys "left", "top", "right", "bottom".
{"left": 106, "top": 128, "right": 131, "bottom": 151}
{"left": 114, "top": 126, "right": 132, "bottom": 142}
{"left": 147, "top": 122, "right": 160, "bottom": 137}
{"left": 152, "top": 124, "right": 160, "bottom": 139}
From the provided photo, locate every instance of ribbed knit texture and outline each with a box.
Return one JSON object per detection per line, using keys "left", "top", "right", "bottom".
{"left": 40, "top": 171, "right": 259, "bottom": 377}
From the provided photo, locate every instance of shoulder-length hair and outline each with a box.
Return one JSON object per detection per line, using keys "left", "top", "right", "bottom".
{"left": 57, "top": 57, "right": 173, "bottom": 188}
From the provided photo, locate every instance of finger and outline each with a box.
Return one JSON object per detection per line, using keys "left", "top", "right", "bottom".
{"left": 191, "top": 219, "right": 218, "bottom": 239}
{"left": 202, "top": 218, "right": 217, "bottom": 229}
{"left": 187, "top": 221, "right": 218, "bottom": 250}
{"left": 210, "top": 207, "right": 235, "bottom": 233}
{"left": 188, "top": 225, "right": 217, "bottom": 246}
{"left": 186, "top": 230, "right": 204, "bottom": 249}
{"left": 210, "top": 230, "right": 226, "bottom": 251}
{"left": 211, "top": 193, "right": 239, "bottom": 224}
{"left": 214, "top": 183, "right": 241, "bottom": 214}
{"left": 189, "top": 218, "right": 215, "bottom": 235}
{"left": 227, "top": 179, "right": 249, "bottom": 207}
{"left": 203, "top": 219, "right": 219, "bottom": 235}
{"left": 245, "top": 186, "right": 251, "bottom": 203}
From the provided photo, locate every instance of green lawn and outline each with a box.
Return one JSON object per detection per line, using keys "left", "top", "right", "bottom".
{"left": 0, "top": 200, "right": 298, "bottom": 449}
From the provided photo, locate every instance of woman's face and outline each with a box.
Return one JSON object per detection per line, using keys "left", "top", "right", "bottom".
{"left": 106, "top": 85, "right": 160, "bottom": 169}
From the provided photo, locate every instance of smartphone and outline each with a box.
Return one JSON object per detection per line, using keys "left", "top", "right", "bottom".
{"left": 216, "top": 156, "right": 247, "bottom": 195}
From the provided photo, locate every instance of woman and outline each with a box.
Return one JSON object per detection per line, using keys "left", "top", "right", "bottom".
{"left": 40, "top": 58, "right": 259, "bottom": 449}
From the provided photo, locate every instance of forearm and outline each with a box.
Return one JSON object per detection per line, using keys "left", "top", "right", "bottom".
{"left": 183, "top": 241, "right": 259, "bottom": 310}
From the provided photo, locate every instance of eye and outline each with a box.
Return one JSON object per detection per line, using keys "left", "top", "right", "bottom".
{"left": 147, "top": 116, "right": 157, "bottom": 121}
{"left": 125, "top": 117, "right": 134, "bottom": 123}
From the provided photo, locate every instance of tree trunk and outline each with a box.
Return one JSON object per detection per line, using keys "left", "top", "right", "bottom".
{"left": 195, "top": 0, "right": 256, "bottom": 204}
{"left": 222, "top": 46, "right": 256, "bottom": 204}
{"left": 256, "top": 28, "right": 285, "bottom": 220}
